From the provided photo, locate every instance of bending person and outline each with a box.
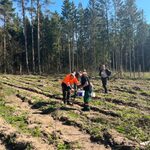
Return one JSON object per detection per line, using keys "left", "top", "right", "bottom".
{"left": 61, "top": 73, "right": 80, "bottom": 104}
{"left": 80, "top": 70, "right": 93, "bottom": 111}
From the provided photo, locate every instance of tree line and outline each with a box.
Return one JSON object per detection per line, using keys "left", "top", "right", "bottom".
{"left": 0, "top": 0, "right": 150, "bottom": 75}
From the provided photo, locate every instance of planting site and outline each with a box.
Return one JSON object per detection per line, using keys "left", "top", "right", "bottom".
{"left": 0, "top": 75, "right": 150, "bottom": 150}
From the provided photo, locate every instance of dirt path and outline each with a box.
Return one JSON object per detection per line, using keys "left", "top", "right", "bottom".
{"left": 4, "top": 93, "right": 109, "bottom": 150}
{"left": 0, "top": 117, "right": 54, "bottom": 150}
{"left": 4, "top": 82, "right": 118, "bottom": 126}
{"left": 0, "top": 140, "right": 6, "bottom": 150}
{"left": 1, "top": 78, "right": 141, "bottom": 149}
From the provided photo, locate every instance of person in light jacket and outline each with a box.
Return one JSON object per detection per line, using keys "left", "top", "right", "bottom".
{"left": 99, "top": 64, "right": 111, "bottom": 93}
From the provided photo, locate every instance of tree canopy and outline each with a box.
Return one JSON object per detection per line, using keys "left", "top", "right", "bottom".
{"left": 0, "top": 0, "right": 150, "bottom": 74}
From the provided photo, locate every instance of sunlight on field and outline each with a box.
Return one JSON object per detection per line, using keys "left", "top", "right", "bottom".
{"left": 0, "top": 75, "right": 150, "bottom": 149}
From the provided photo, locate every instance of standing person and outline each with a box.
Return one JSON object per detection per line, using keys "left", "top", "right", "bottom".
{"left": 99, "top": 64, "right": 111, "bottom": 93}
{"left": 80, "top": 70, "right": 93, "bottom": 111}
{"left": 61, "top": 73, "right": 79, "bottom": 104}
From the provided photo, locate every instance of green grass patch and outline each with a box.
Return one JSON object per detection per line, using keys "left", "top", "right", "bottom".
{"left": 30, "top": 126, "right": 41, "bottom": 137}
{"left": 115, "top": 108, "right": 150, "bottom": 141}
{"left": 0, "top": 103, "right": 15, "bottom": 117}
{"left": 3, "top": 86, "right": 16, "bottom": 96}
{"left": 116, "top": 122, "right": 149, "bottom": 142}
{"left": 57, "top": 142, "right": 71, "bottom": 150}
{"left": 90, "top": 100, "right": 104, "bottom": 106}
{"left": 0, "top": 101, "right": 29, "bottom": 133}
{"left": 66, "top": 111, "right": 80, "bottom": 119}
{"left": 0, "top": 95, "right": 42, "bottom": 137}
{"left": 38, "top": 100, "right": 63, "bottom": 114}
{"left": 89, "top": 125, "right": 103, "bottom": 141}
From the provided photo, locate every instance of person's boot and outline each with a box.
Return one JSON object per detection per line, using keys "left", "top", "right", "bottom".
{"left": 67, "top": 100, "right": 73, "bottom": 105}
{"left": 105, "top": 88, "right": 108, "bottom": 94}
{"left": 63, "top": 99, "right": 67, "bottom": 104}
{"left": 82, "top": 105, "right": 90, "bottom": 111}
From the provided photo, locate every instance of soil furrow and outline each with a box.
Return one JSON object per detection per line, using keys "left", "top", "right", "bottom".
{"left": 5, "top": 93, "right": 108, "bottom": 150}
{"left": 16, "top": 92, "right": 139, "bottom": 150}
{"left": 93, "top": 96, "right": 150, "bottom": 112}
{"left": 0, "top": 118, "right": 54, "bottom": 150}
{"left": 2, "top": 81, "right": 121, "bottom": 118}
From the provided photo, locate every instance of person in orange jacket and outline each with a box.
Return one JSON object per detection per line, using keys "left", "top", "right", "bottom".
{"left": 61, "top": 73, "right": 80, "bottom": 104}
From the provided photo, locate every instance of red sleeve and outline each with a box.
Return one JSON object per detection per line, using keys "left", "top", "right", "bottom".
{"left": 73, "top": 77, "right": 79, "bottom": 84}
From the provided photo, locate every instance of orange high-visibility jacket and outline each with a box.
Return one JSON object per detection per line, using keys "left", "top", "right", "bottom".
{"left": 62, "top": 74, "right": 79, "bottom": 86}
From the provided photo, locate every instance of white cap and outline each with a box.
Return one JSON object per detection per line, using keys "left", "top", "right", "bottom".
{"left": 71, "top": 73, "right": 75, "bottom": 77}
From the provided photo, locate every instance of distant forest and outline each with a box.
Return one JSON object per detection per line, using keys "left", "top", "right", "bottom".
{"left": 0, "top": 0, "right": 150, "bottom": 74}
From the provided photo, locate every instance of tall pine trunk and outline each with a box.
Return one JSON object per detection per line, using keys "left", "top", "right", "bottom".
{"left": 31, "top": 0, "right": 35, "bottom": 73}
{"left": 133, "top": 38, "right": 136, "bottom": 78}
{"left": 72, "top": 34, "right": 75, "bottom": 71}
{"left": 68, "top": 40, "right": 71, "bottom": 73}
{"left": 112, "top": 50, "right": 115, "bottom": 71}
{"left": 3, "top": 22, "right": 6, "bottom": 74}
{"left": 37, "top": 0, "right": 41, "bottom": 74}
{"left": 82, "top": 46, "right": 85, "bottom": 69}
{"left": 21, "top": 0, "right": 29, "bottom": 73}
{"left": 141, "top": 10, "right": 145, "bottom": 75}
{"left": 129, "top": 45, "right": 132, "bottom": 77}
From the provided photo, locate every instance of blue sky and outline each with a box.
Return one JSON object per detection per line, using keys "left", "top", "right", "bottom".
{"left": 136, "top": 0, "right": 150, "bottom": 23}
{"left": 49, "top": 0, "right": 88, "bottom": 13}
{"left": 13, "top": 0, "right": 150, "bottom": 23}
{"left": 49, "top": 0, "right": 150, "bottom": 23}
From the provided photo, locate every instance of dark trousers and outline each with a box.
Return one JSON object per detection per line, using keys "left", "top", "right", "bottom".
{"left": 61, "top": 83, "right": 71, "bottom": 102}
{"left": 83, "top": 90, "right": 91, "bottom": 109}
{"left": 101, "top": 77, "right": 108, "bottom": 93}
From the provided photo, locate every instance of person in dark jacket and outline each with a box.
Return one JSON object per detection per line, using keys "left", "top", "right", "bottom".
{"left": 80, "top": 70, "right": 93, "bottom": 111}
{"left": 99, "top": 64, "right": 111, "bottom": 93}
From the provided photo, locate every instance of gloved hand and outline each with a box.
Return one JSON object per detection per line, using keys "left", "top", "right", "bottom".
{"left": 77, "top": 84, "right": 82, "bottom": 88}
{"left": 67, "top": 86, "right": 71, "bottom": 90}
{"left": 71, "top": 88, "right": 74, "bottom": 93}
